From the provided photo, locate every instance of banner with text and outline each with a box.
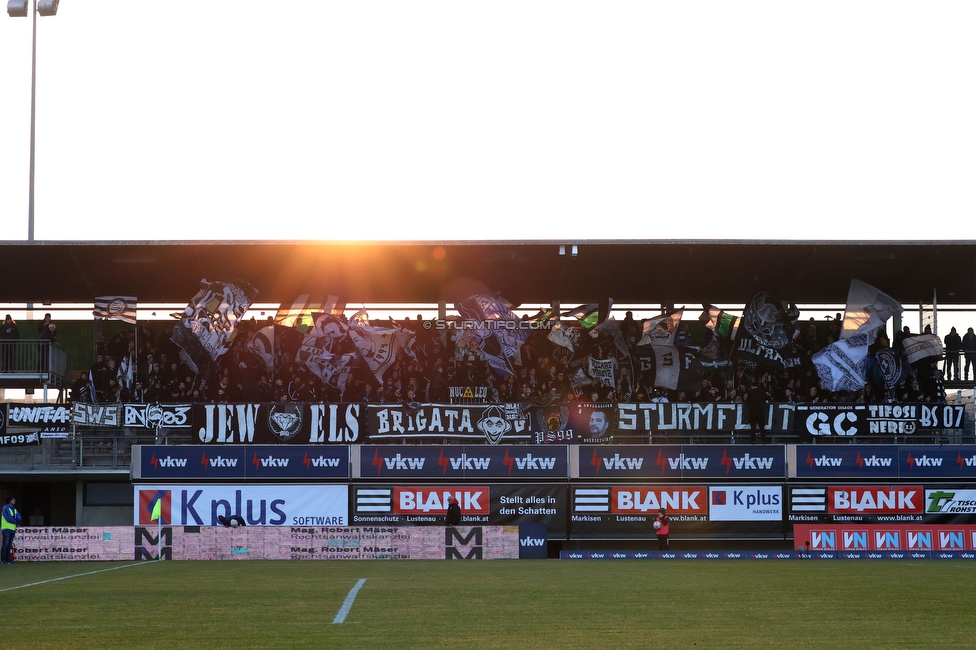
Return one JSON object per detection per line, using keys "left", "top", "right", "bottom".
{"left": 615, "top": 402, "right": 795, "bottom": 434}
{"left": 367, "top": 403, "right": 531, "bottom": 444}
{"left": 192, "top": 403, "right": 363, "bottom": 444}
{"left": 796, "top": 403, "right": 966, "bottom": 438}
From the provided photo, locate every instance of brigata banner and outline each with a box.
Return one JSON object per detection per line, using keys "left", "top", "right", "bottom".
{"left": 577, "top": 445, "right": 784, "bottom": 479}
{"left": 796, "top": 403, "right": 966, "bottom": 437}
{"left": 351, "top": 484, "right": 567, "bottom": 537}
{"left": 134, "top": 485, "right": 348, "bottom": 526}
{"left": 192, "top": 403, "right": 363, "bottom": 444}
{"left": 570, "top": 483, "right": 784, "bottom": 539}
{"left": 795, "top": 524, "right": 976, "bottom": 552}
{"left": 132, "top": 445, "right": 349, "bottom": 480}
{"left": 366, "top": 403, "right": 531, "bottom": 444}
{"left": 360, "top": 445, "right": 568, "bottom": 479}
{"left": 616, "top": 402, "right": 795, "bottom": 433}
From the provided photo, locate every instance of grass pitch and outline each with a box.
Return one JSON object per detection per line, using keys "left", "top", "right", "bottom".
{"left": 0, "top": 559, "right": 972, "bottom": 649}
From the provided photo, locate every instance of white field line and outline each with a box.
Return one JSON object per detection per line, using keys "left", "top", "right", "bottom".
{"left": 332, "top": 578, "right": 367, "bottom": 624}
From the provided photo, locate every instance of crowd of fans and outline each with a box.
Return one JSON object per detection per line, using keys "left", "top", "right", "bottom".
{"left": 60, "top": 310, "right": 954, "bottom": 408}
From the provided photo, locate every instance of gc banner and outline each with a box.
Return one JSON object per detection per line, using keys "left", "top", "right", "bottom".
{"left": 796, "top": 403, "right": 966, "bottom": 437}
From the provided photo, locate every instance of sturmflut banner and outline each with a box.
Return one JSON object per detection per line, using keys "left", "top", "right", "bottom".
{"left": 615, "top": 402, "right": 795, "bottom": 433}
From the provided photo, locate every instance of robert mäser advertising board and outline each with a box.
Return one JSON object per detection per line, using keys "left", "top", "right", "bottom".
{"left": 134, "top": 485, "right": 348, "bottom": 527}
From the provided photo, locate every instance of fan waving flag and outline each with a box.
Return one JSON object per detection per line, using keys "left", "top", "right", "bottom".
{"left": 812, "top": 332, "right": 872, "bottom": 392}
{"left": 93, "top": 296, "right": 137, "bottom": 324}
{"left": 841, "top": 280, "right": 903, "bottom": 339}
{"left": 171, "top": 279, "right": 257, "bottom": 377}
{"left": 638, "top": 311, "right": 683, "bottom": 347}
{"left": 456, "top": 294, "right": 529, "bottom": 376}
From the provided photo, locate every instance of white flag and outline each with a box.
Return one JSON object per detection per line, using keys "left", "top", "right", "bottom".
{"left": 841, "top": 280, "right": 902, "bottom": 339}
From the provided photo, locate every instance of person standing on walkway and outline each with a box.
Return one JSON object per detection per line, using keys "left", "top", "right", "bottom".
{"left": 1, "top": 496, "right": 22, "bottom": 564}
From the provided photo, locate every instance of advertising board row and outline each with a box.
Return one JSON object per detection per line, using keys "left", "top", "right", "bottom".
{"left": 132, "top": 444, "right": 976, "bottom": 480}
{"left": 15, "top": 525, "right": 520, "bottom": 561}
{"left": 3, "top": 402, "right": 966, "bottom": 444}
{"left": 130, "top": 482, "right": 976, "bottom": 540}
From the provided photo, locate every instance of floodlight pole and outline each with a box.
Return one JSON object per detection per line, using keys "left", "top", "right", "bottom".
{"left": 28, "top": 0, "right": 36, "bottom": 241}
{"left": 8, "top": 0, "right": 58, "bottom": 241}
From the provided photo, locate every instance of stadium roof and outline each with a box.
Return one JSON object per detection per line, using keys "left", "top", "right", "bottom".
{"left": 2, "top": 240, "right": 974, "bottom": 307}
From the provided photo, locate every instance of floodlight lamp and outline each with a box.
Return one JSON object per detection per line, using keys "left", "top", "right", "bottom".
{"left": 37, "top": 0, "right": 58, "bottom": 16}
{"left": 6, "top": 0, "right": 28, "bottom": 18}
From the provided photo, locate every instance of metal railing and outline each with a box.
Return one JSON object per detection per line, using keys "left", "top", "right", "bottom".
{"left": 0, "top": 338, "right": 69, "bottom": 386}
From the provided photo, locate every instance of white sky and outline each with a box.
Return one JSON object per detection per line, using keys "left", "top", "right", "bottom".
{"left": 1, "top": 2, "right": 975, "bottom": 242}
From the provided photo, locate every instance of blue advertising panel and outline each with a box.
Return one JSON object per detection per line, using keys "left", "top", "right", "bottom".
{"left": 795, "top": 445, "right": 899, "bottom": 479}
{"left": 138, "top": 446, "right": 246, "bottom": 480}
{"left": 244, "top": 446, "right": 349, "bottom": 479}
{"left": 578, "top": 445, "right": 785, "bottom": 479}
{"left": 360, "top": 445, "right": 569, "bottom": 479}
{"left": 519, "top": 523, "right": 549, "bottom": 559}
{"left": 899, "top": 446, "right": 976, "bottom": 479}
{"left": 796, "top": 445, "right": 976, "bottom": 480}
{"left": 135, "top": 445, "right": 349, "bottom": 480}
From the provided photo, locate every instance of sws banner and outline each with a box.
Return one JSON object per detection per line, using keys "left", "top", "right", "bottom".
{"left": 797, "top": 403, "right": 966, "bottom": 437}
{"left": 360, "top": 445, "right": 569, "bottom": 479}
{"left": 133, "top": 445, "right": 350, "bottom": 480}
{"left": 193, "top": 403, "right": 363, "bottom": 444}
{"left": 795, "top": 445, "right": 976, "bottom": 479}
{"left": 134, "top": 484, "right": 349, "bottom": 527}
{"left": 616, "top": 402, "right": 795, "bottom": 433}
{"left": 6, "top": 404, "right": 193, "bottom": 430}
{"left": 351, "top": 484, "right": 567, "bottom": 537}
{"left": 578, "top": 445, "right": 785, "bottom": 479}
{"left": 367, "top": 403, "right": 531, "bottom": 444}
